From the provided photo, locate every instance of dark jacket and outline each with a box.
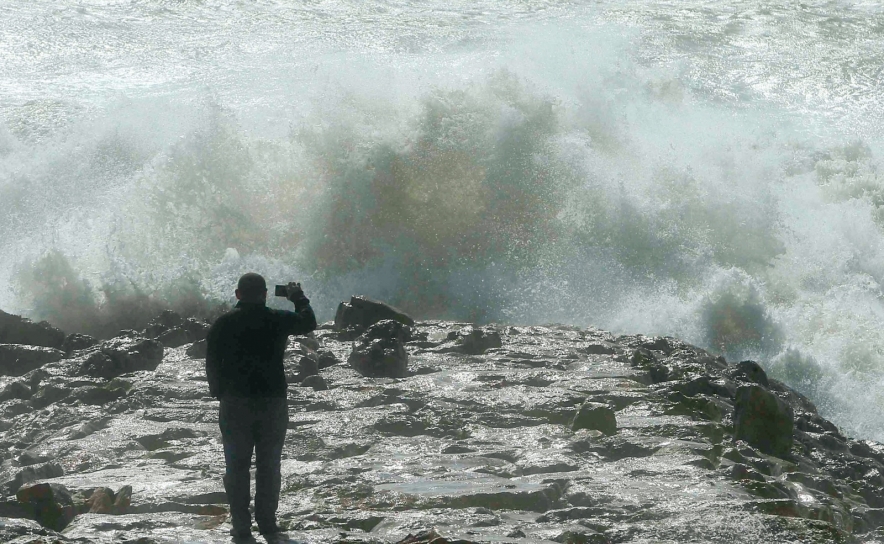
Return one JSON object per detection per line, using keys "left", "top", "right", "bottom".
{"left": 205, "top": 297, "right": 317, "bottom": 398}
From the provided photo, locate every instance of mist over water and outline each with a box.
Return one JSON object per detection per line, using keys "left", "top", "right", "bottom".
{"left": 2, "top": 1, "right": 884, "bottom": 439}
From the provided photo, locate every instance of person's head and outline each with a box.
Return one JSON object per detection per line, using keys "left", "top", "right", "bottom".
{"left": 235, "top": 272, "right": 267, "bottom": 303}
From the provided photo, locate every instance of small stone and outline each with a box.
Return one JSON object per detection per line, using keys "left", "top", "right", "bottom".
{"left": 316, "top": 349, "right": 340, "bottom": 369}
{"left": 301, "top": 375, "right": 328, "bottom": 391}
{"left": 572, "top": 402, "right": 617, "bottom": 436}
{"left": 733, "top": 385, "right": 793, "bottom": 457}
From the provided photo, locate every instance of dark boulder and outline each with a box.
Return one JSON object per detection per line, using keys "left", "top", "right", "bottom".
{"left": 727, "top": 360, "right": 770, "bottom": 388}
{"left": 316, "top": 349, "right": 340, "bottom": 369}
{"left": 348, "top": 320, "right": 410, "bottom": 378}
{"left": 301, "top": 375, "right": 329, "bottom": 391}
{"left": 76, "top": 336, "right": 164, "bottom": 379}
{"left": 572, "top": 401, "right": 617, "bottom": 435}
{"left": 61, "top": 333, "right": 98, "bottom": 355}
{"left": 16, "top": 482, "right": 77, "bottom": 531}
{"left": 335, "top": 296, "right": 415, "bottom": 333}
{"left": 0, "top": 344, "right": 65, "bottom": 377}
{"left": 454, "top": 326, "right": 503, "bottom": 355}
{"left": 734, "top": 385, "right": 794, "bottom": 457}
{"left": 185, "top": 339, "right": 208, "bottom": 359}
{"left": 145, "top": 311, "right": 209, "bottom": 348}
{"left": 0, "top": 309, "right": 65, "bottom": 349}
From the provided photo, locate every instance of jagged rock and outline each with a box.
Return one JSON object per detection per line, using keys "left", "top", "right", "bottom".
{"left": 185, "top": 338, "right": 207, "bottom": 359}
{"left": 76, "top": 336, "right": 164, "bottom": 379}
{"left": 87, "top": 487, "right": 115, "bottom": 514}
{"left": 155, "top": 327, "right": 191, "bottom": 348}
{"left": 316, "top": 349, "right": 340, "bottom": 369}
{"left": 0, "top": 380, "right": 32, "bottom": 402}
{"left": 335, "top": 296, "right": 415, "bottom": 333}
{"left": 454, "top": 326, "right": 503, "bottom": 355}
{"left": 571, "top": 401, "right": 617, "bottom": 435}
{"left": 734, "top": 385, "right": 794, "bottom": 456}
{"left": 299, "top": 355, "right": 319, "bottom": 378}
{"left": 114, "top": 485, "right": 132, "bottom": 512}
{"left": 395, "top": 529, "right": 478, "bottom": 544}
{"left": 294, "top": 335, "right": 321, "bottom": 351}
{"left": 145, "top": 311, "right": 209, "bottom": 348}
{"left": 61, "top": 333, "right": 98, "bottom": 355}
{"left": 301, "top": 375, "right": 329, "bottom": 391}
{"left": 0, "top": 344, "right": 65, "bottom": 376}
{"left": 16, "top": 482, "right": 76, "bottom": 531}
{"left": 0, "top": 309, "right": 65, "bottom": 349}
{"left": 31, "top": 384, "right": 70, "bottom": 409}
{"left": 3, "top": 462, "right": 64, "bottom": 494}
{"left": 728, "top": 360, "right": 770, "bottom": 388}
{"left": 348, "top": 320, "right": 410, "bottom": 378}
{"left": 0, "top": 517, "right": 59, "bottom": 541}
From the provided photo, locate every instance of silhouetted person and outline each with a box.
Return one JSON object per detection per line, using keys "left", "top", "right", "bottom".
{"left": 206, "top": 273, "right": 317, "bottom": 541}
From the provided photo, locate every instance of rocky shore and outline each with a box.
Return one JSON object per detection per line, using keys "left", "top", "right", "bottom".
{"left": 1, "top": 301, "right": 884, "bottom": 543}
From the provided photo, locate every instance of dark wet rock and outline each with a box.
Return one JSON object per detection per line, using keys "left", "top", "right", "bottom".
{"left": 734, "top": 385, "right": 794, "bottom": 457}
{"left": 0, "top": 309, "right": 65, "bottom": 349}
{"left": 335, "top": 295, "right": 415, "bottom": 334}
{"left": 395, "top": 529, "right": 478, "bottom": 543}
{"left": 727, "top": 360, "right": 770, "bottom": 387}
{"left": 0, "top": 380, "right": 32, "bottom": 402}
{"left": 144, "top": 311, "right": 209, "bottom": 348}
{"left": 301, "top": 375, "right": 328, "bottom": 391}
{"left": 61, "top": 333, "right": 98, "bottom": 355}
{"left": 348, "top": 320, "right": 410, "bottom": 378}
{"left": 316, "top": 349, "right": 340, "bottom": 369}
{"left": 454, "top": 326, "right": 503, "bottom": 355}
{"left": 572, "top": 401, "right": 617, "bottom": 435}
{"left": 0, "top": 344, "right": 65, "bottom": 377}
{"left": 185, "top": 338, "right": 207, "bottom": 359}
{"left": 294, "top": 335, "right": 321, "bottom": 351}
{"left": 16, "top": 482, "right": 76, "bottom": 530}
{"left": 76, "top": 336, "right": 164, "bottom": 379}
{"left": 30, "top": 384, "right": 70, "bottom": 409}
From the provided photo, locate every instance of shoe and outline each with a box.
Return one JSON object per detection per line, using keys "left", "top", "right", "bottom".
{"left": 262, "top": 532, "right": 294, "bottom": 544}
{"left": 230, "top": 528, "right": 256, "bottom": 543}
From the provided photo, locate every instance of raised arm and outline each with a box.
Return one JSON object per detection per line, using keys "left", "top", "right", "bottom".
{"left": 279, "top": 282, "right": 317, "bottom": 335}
{"left": 205, "top": 319, "right": 224, "bottom": 398}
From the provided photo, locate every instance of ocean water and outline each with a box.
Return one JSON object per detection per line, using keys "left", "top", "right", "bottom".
{"left": 1, "top": 1, "right": 884, "bottom": 439}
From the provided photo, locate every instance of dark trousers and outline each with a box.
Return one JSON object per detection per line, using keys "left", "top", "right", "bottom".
{"left": 219, "top": 396, "right": 288, "bottom": 534}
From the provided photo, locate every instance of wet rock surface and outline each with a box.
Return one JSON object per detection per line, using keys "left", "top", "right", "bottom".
{"left": 0, "top": 310, "right": 883, "bottom": 542}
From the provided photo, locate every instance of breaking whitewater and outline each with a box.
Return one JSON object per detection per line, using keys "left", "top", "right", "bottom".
{"left": 2, "top": 0, "right": 884, "bottom": 447}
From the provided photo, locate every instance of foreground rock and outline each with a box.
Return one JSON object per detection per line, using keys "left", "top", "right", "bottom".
{"left": 0, "top": 345, "right": 65, "bottom": 376}
{"left": 348, "top": 319, "right": 410, "bottom": 378}
{"left": 0, "top": 309, "right": 65, "bottom": 349}
{"left": 1, "top": 309, "right": 884, "bottom": 542}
